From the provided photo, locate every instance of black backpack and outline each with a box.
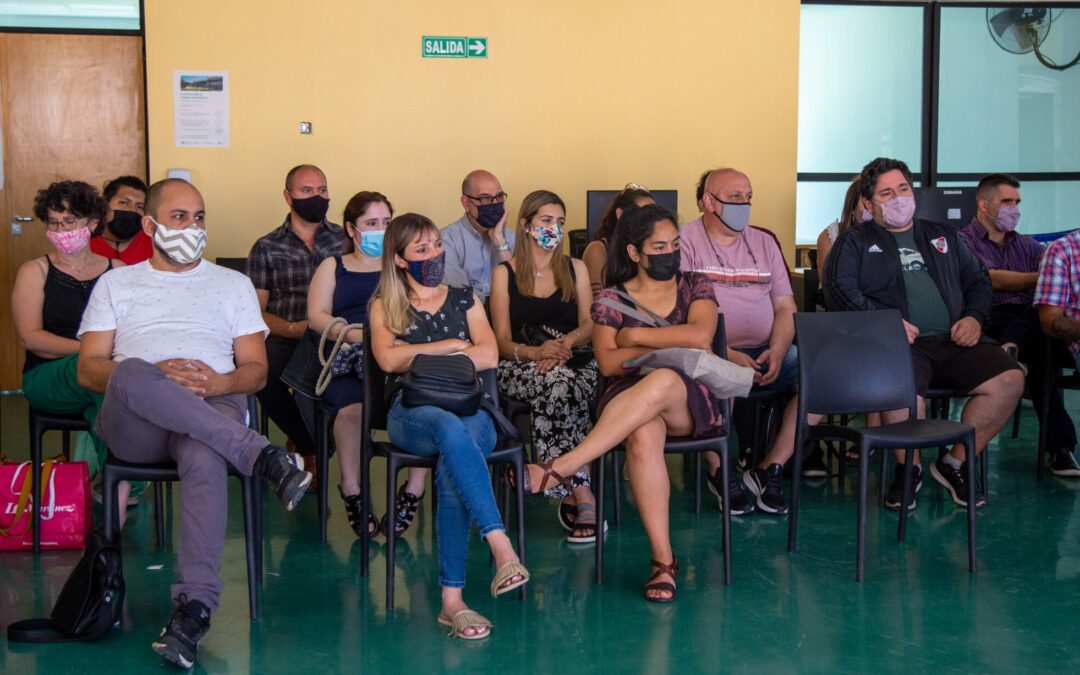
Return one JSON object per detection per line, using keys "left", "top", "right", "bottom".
{"left": 7, "top": 528, "right": 125, "bottom": 642}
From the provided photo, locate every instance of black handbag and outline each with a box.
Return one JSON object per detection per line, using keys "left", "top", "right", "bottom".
{"left": 400, "top": 353, "right": 483, "bottom": 416}
{"left": 7, "top": 528, "right": 124, "bottom": 642}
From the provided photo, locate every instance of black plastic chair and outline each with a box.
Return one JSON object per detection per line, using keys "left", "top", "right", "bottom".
{"left": 100, "top": 395, "right": 264, "bottom": 619}
{"left": 312, "top": 402, "right": 335, "bottom": 542}
{"left": 358, "top": 333, "right": 528, "bottom": 610}
{"left": 1037, "top": 336, "right": 1080, "bottom": 481}
{"left": 788, "top": 310, "right": 978, "bottom": 582}
{"left": 592, "top": 316, "right": 732, "bottom": 585}
{"left": 28, "top": 408, "right": 91, "bottom": 554}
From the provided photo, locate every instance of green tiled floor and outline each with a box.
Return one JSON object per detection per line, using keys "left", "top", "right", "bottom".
{"left": 3, "top": 392, "right": 1080, "bottom": 673}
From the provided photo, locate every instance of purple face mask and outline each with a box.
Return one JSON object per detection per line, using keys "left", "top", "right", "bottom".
{"left": 993, "top": 205, "right": 1021, "bottom": 233}
{"left": 406, "top": 250, "right": 445, "bottom": 287}
{"left": 858, "top": 208, "right": 873, "bottom": 223}
{"left": 877, "top": 195, "right": 916, "bottom": 229}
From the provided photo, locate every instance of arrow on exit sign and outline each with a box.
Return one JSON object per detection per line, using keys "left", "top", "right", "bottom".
{"left": 467, "top": 37, "right": 486, "bottom": 57}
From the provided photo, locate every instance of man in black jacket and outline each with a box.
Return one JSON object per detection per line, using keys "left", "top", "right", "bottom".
{"left": 824, "top": 157, "right": 1024, "bottom": 511}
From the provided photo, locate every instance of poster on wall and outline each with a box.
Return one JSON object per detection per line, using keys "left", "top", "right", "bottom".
{"left": 173, "top": 70, "right": 230, "bottom": 147}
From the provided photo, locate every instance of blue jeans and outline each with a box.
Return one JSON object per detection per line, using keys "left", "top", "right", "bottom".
{"left": 386, "top": 396, "right": 503, "bottom": 588}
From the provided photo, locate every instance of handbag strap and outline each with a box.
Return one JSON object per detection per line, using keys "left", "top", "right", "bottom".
{"left": 315, "top": 317, "right": 365, "bottom": 397}
{"left": 0, "top": 459, "right": 53, "bottom": 538}
{"left": 594, "top": 288, "right": 671, "bottom": 327}
{"left": 6, "top": 618, "right": 78, "bottom": 643}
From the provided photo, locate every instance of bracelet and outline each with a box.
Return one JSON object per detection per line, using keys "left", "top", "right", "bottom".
{"left": 514, "top": 343, "right": 522, "bottom": 361}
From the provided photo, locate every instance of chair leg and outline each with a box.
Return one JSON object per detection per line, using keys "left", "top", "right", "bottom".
{"left": 360, "top": 447, "right": 371, "bottom": 578}
{"left": 62, "top": 430, "right": 71, "bottom": 458}
{"left": 385, "top": 458, "right": 399, "bottom": 610}
{"left": 318, "top": 423, "right": 330, "bottom": 545}
{"left": 102, "top": 464, "right": 120, "bottom": 545}
{"left": 30, "top": 423, "right": 43, "bottom": 555}
{"left": 594, "top": 455, "right": 606, "bottom": 584}
{"left": 610, "top": 450, "right": 623, "bottom": 526}
{"left": 1011, "top": 399, "right": 1021, "bottom": 438}
{"left": 154, "top": 481, "right": 166, "bottom": 546}
{"left": 693, "top": 453, "right": 702, "bottom": 514}
{"left": 720, "top": 443, "right": 732, "bottom": 586}
{"left": 512, "top": 453, "right": 527, "bottom": 601}
{"left": 879, "top": 445, "right": 889, "bottom": 507}
{"left": 241, "top": 473, "right": 259, "bottom": 619}
{"left": 787, "top": 426, "right": 805, "bottom": 553}
{"left": 897, "top": 448, "right": 914, "bottom": 543}
{"left": 966, "top": 431, "right": 978, "bottom": 573}
{"left": 857, "top": 440, "right": 870, "bottom": 582}
{"left": 254, "top": 480, "right": 263, "bottom": 583}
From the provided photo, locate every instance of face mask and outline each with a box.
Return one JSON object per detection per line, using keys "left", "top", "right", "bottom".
{"left": 858, "top": 208, "right": 873, "bottom": 223}
{"left": 642, "top": 249, "right": 681, "bottom": 282}
{"left": 358, "top": 229, "right": 385, "bottom": 258}
{"left": 530, "top": 223, "right": 563, "bottom": 251}
{"left": 291, "top": 195, "right": 330, "bottom": 224}
{"left": 715, "top": 201, "right": 751, "bottom": 232}
{"left": 46, "top": 226, "right": 92, "bottom": 254}
{"left": 877, "top": 195, "right": 916, "bottom": 229}
{"left": 107, "top": 210, "right": 143, "bottom": 240}
{"left": 993, "top": 205, "right": 1021, "bottom": 233}
{"left": 151, "top": 217, "right": 207, "bottom": 265}
{"left": 475, "top": 202, "right": 504, "bottom": 229}
{"left": 406, "top": 250, "right": 445, "bottom": 287}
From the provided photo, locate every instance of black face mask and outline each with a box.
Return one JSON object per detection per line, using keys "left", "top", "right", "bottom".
{"left": 642, "top": 249, "right": 681, "bottom": 282}
{"left": 107, "top": 210, "right": 143, "bottom": 240}
{"left": 475, "top": 202, "right": 504, "bottom": 229}
{"left": 291, "top": 195, "right": 330, "bottom": 224}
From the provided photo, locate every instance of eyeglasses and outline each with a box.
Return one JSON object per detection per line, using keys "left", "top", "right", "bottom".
{"left": 463, "top": 192, "right": 508, "bottom": 205}
{"left": 624, "top": 182, "right": 649, "bottom": 192}
{"left": 46, "top": 216, "right": 89, "bottom": 231}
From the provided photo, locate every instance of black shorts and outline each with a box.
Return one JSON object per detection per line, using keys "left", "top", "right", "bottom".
{"left": 909, "top": 334, "right": 1022, "bottom": 398}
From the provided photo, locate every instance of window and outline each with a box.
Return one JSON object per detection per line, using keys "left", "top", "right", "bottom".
{"left": 0, "top": 0, "right": 140, "bottom": 31}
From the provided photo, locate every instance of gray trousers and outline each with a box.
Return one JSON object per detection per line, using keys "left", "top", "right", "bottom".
{"left": 95, "top": 358, "right": 269, "bottom": 612}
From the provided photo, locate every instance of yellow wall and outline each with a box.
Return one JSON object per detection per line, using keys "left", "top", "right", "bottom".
{"left": 145, "top": 0, "right": 800, "bottom": 262}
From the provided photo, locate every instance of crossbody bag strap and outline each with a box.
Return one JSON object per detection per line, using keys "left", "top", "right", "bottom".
{"left": 595, "top": 288, "right": 672, "bottom": 327}
{"left": 315, "top": 317, "right": 365, "bottom": 396}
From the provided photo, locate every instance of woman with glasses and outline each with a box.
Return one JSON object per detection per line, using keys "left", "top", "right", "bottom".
{"left": 12, "top": 180, "right": 135, "bottom": 507}
{"left": 583, "top": 184, "right": 654, "bottom": 298}
{"left": 90, "top": 175, "right": 150, "bottom": 264}
{"left": 489, "top": 190, "right": 600, "bottom": 543}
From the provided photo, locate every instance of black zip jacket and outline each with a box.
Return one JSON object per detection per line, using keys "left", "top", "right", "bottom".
{"left": 822, "top": 219, "right": 992, "bottom": 327}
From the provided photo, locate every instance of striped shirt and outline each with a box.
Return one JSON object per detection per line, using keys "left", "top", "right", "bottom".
{"left": 1034, "top": 230, "right": 1080, "bottom": 362}
{"left": 958, "top": 217, "right": 1044, "bottom": 306}
{"left": 245, "top": 216, "right": 345, "bottom": 321}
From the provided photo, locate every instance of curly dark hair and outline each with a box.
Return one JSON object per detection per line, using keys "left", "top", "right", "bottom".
{"left": 32, "top": 180, "right": 105, "bottom": 236}
{"left": 859, "top": 157, "right": 914, "bottom": 201}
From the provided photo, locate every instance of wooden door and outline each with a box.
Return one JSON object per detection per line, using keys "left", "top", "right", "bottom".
{"left": 0, "top": 33, "right": 145, "bottom": 389}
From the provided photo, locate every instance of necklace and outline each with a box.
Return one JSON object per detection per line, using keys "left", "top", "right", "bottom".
{"left": 55, "top": 253, "right": 91, "bottom": 279}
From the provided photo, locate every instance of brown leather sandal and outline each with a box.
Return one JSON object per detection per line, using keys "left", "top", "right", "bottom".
{"left": 518, "top": 461, "right": 567, "bottom": 495}
{"left": 644, "top": 558, "right": 679, "bottom": 604}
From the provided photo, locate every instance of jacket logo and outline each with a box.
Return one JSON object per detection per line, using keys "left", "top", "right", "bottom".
{"left": 932, "top": 237, "right": 948, "bottom": 253}
{"left": 868, "top": 244, "right": 883, "bottom": 253}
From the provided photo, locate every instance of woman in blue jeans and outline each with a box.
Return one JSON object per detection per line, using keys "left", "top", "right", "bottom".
{"left": 367, "top": 213, "right": 528, "bottom": 640}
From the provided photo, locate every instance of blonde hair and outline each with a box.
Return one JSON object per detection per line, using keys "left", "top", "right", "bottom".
{"left": 369, "top": 213, "right": 441, "bottom": 335}
{"left": 511, "top": 190, "right": 575, "bottom": 302}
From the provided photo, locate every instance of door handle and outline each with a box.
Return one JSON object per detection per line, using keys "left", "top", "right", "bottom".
{"left": 12, "top": 214, "right": 31, "bottom": 235}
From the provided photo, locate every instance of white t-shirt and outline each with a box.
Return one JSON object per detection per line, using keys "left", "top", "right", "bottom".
{"left": 78, "top": 260, "right": 269, "bottom": 374}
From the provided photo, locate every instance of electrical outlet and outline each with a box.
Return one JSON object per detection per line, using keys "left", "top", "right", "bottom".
{"left": 299, "top": 121, "right": 312, "bottom": 134}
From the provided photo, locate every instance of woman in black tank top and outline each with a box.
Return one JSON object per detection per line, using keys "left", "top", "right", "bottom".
{"left": 12, "top": 181, "right": 130, "bottom": 498}
{"left": 489, "top": 190, "right": 602, "bottom": 543}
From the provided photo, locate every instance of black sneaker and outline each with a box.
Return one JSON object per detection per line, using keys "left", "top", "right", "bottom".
{"left": 802, "top": 445, "right": 828, "bottom": 478}
{"left": 742, "top": 463, "right": 788, "bottom": 515}
{"left": 152, "top": 595, "right": 211, "bottom": 669}
{"left": 707, "top": 468, "right": 755, "bottom": 516}
{"left": 884, "top": 463, "right": 923, "bottom": 512}
{"left": 930, "top": 457, "right": 987, "bottom": 509}
{"left": 736, "top": 447, "right": 752, "bottom": 474}
{"left": 1049, "top": 450, "right": 1080, "bottom": 477}
{"left": 255, "top": 444, "right": 312, "bottom": 511}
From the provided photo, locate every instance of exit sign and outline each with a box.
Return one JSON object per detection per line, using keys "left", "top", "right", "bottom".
{"left": 422, "top": 36, "right": 487, "bottom": 58}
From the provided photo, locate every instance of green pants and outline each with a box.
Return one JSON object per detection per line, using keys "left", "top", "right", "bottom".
{"left": 22, "top": 353, "right": 108, "bottom": 478}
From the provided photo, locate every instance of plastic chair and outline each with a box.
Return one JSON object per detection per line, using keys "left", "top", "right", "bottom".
{"left": 922, "top": 387, "right": 988, "bottom": 505}
{"left": 358, "top": 332, "right": 528, "bottom": 610}
{"left": 28, "top": 408, "right": 91, "bottom": 554}
{"left": 592, "top": 315, "right": 733, "bottom": 585}
{"left": 1037, "top": 336, "right": 1080, "bottom": 481}
{"left": 788, "top": 309, "right": 978, "bottom": 582}
{"left": 311, "top": 403, "right": 335, "bottom": 542}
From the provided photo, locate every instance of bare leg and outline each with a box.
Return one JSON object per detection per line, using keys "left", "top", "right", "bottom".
{"left": 404, "top": 468, "right": 428, "bottom": 496}
{"left": 952, "top": 369, "right": 1025, "bottom": 460}
{"left": 759, "top": 395, "right": 823, "bottom": 468}
{"left": 625, "top": 417, "right": 675, "bottom": 600}
{"left": 884, "top": 397, "right": 926, "bottom": 464}
{"left": 334, "top": 403, "right": 364, "bottom": 496}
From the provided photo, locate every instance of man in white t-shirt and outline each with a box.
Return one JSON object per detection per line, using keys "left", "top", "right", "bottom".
{"left": 77, "top": 178, "right": 312, "bottom": 670}
{"left": 680, "top": 168, "right": 820, "bottom": 517}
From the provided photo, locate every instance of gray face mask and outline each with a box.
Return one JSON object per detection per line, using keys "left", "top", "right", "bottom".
{"left": 715, "top": 201, "right": 751, "bottom": 232}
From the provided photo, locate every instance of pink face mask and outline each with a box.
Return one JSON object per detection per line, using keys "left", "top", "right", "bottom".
{"left": 46, "top": 226, "right": 92, "bottom": 254}
{"left": 858, "top": 208, "right": 873, "bottom": 223}
{"left": 877, "top": 195, "right": 916, "bottom": 229}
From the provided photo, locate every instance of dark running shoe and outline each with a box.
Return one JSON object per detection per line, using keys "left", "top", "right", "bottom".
{"left": 152, "top": 595, "right": 211, "bottom": 669}
{"left": 736, "top": 447, "right": 753, "bottom": 474}
{"left": 802, "top": 445, "right": 828, "bottom": 478}
{"left": 930, "top": 457, "right": 987, "bottom": 509}
{"left": 707, "top": 468, "right": 755, "bottom": 515}
{"left": 743, "top": 463, "right": 788, "bottom": 515}
{"left": 884, "top": 463, "right": 923, "bottom": 512}
{"left": 1049, "top": 450, "right": 1080, "bottom": 477}
{"left": 255, "top": 444, "right": 312, "bottom": 511}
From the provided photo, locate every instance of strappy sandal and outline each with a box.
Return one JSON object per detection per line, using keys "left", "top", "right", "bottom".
{"left": 490, "top": 560, "right": 530, "bottom": 597}
{"left": 379, "top": 484, "right": 423, "bottom": 538}
{"left": 566, "top": 503, "right": 607, "bottom": 544}
{"left": 558, "top": 495, "right": 578, "bottom": 532}
{"left": 338, "top": 485, "right": 378, "bottom": 537}
{"left": 511, "top": 461, "right": 568, "bottom": 495}
{"left": 438, "top": 609, "right": 492, "bottom": 640}
{"left": 644, "top": 558, "right": 679, "bottom": 604}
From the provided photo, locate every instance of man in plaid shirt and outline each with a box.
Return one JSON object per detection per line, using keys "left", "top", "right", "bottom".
{"left": 1036, "top": 229, "right": 1080, "bottom": 460}
{"left": 961, "top": 174, "right": 1079, "bottom": 477}
{"left": 246, "top": 164, "right": 345, "bottom": 475}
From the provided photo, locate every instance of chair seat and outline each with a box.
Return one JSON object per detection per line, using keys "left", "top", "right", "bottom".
{"left": 813, "top": 418, "right": 974, "bottom": 449}
{"left": 661, "top": 435, "right": 730, "bottom": 453}
{"left": 28, "top": 409, "right": 92, "bottom": 430}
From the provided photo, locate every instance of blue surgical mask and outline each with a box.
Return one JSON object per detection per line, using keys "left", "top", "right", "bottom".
{"left": 715, "top": 201, "right": 751, "bottom": 232}
{"left": 358, "top": 229, "right": 384, "bottom": 257}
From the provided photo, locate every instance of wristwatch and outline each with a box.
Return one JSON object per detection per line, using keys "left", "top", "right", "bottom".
{"left": 494, "top": 240, "right": 510, "bottom": 252}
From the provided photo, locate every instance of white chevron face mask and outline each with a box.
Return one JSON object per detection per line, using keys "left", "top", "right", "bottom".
{"left": 150, "top": 217, "right": 207, "bottom": 265}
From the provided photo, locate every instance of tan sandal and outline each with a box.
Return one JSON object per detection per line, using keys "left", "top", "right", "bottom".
{"left": 490, "top": 560, "right": 530, "bottom": 597}
{"left": 437, "top": 609, "right": 492, "bottom": 640}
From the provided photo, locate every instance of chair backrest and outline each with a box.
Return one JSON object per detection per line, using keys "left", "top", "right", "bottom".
{"left": 361, "top": 323, "right": 503, "bottom": 438}
{"left": 793, "top": 309, "right": 917, "bottom": 417}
